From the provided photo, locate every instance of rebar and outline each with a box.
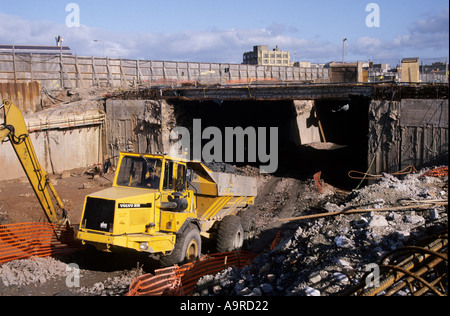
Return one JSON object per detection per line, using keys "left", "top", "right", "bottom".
{"left": 343, "top": 235, "right": 448, "bottom": 296}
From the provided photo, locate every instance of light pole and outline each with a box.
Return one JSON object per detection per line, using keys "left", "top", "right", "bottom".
{"left": 94, "top": 40, "right": 105, "bottom": 57}
{"left": 342, "top": 38, "right": 347, "bottom": 64}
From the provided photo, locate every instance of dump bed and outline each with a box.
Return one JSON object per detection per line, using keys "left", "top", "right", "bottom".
{"left": 187, "top": 161, "right": 257, "bottom": 230}
{"left": 187, "top": 161, "right": 257, "bottom": 197}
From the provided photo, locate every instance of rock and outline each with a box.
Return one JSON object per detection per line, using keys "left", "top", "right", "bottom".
{"left": 332, "top": 272, "right": 349, "bottom": 284}
{"left": 309, "top": 272, "right": 322, "bottom": 284}
{"left": 336, "top": 258, "right": 351, "bottom": 267}
{"left": 353, "top": 217, "right": 369, "bottom": 228}
{"left": 237, "top": 287, "right": 252, "bottom": 296}
{"left": 259, "top": 263, "right": 270, "bottom": 275}
{"left": 305, "top": 286, "right": 321, "bottom": 296}
{"left": 212, "top": 285, "right": 222, "bottom": 295}
{"left": 334, "top": 236, "right": 354, "bottom": 248}
{"left": 261, "top": 283, "right": 273, "bottom": 294}
{"left": 369, "top": 215, "right": 389, "bottom": 227}
{"left": 324, "top": 202, "right": 342, "bottom": 213}
{"left": 404, "top": 214, "right": 425, "bottom": 224}
{"left": 266, "top": 274, "right": 276, "bottom": 283}
{"left": 81, "top": 182, "right": 96, "bottom": 189}
{"left": 430, "top": 209, "right": 440, "bottom": 220}
{"left": 251, "top": 287, "right": 262, "bottom": 296}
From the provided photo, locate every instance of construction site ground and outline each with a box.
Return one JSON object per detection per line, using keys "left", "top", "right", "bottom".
{"left": 0, "top": 163, "right": 447, "bottom": 296}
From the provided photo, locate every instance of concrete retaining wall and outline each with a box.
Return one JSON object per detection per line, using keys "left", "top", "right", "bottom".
{"left": 368, "top": 99, "right": 448, "bottom": 175}
{"left": 0, "top": 101, "right": 104, "bottom": 181}
{"left": 0, "top": 126, "right": 102, "bottom": 181}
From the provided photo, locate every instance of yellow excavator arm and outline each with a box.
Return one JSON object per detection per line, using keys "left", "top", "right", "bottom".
{"left": 1, "top": 100, "right": 69, "bottom": 225}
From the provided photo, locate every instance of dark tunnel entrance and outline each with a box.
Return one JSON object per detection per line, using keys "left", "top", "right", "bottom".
{"left": 167, "top": 97, "right": 371, "bottom": 190}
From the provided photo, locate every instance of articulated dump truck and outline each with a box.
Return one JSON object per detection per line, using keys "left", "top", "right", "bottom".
{"left": 77, "top": 152, "right": 257, "bottom": 267}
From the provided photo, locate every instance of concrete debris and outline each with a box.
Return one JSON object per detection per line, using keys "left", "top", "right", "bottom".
{"left": 193, "top": 169, "right": 447, "bottom": 296}
{"left": 75, "top": 268, "right": 144, "bottom": 296}
{"left": 0, "top": 257, "right": 69, "bottom": 287}
{"left": 0, "top": 256, "right": 144, "bottom": 296}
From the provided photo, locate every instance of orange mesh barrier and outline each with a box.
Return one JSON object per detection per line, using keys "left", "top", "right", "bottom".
{"left": 0, "top": 222, "right": 82, "bottom": 264}
{"left": 270, "top": 230, "right": 281, "bottom": 251}
{"left": 127, "top": 251, "right": 258, "bottom": 296}
{"left": 127, "top": 266, "right": 182, "bottom": 296}
{"left": 421, "top": 166, "right": 448, "bottom": 178}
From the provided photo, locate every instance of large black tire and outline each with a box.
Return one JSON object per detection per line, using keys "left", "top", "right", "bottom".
{"left": 160, "top": 223, "right": 201, "bottom": 267}
{"left": 216, "top": 215, "right": 244, "bottom": 253}
{"left": 239, "top": 212, "right": 257, "bottom": 251}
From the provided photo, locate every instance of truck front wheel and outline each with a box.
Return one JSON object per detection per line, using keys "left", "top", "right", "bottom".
{"left": 216, "top": 215, "right": 244, "bottom": 253}
{"left": 160, "top": 224, "right": 201, "bottom": 267}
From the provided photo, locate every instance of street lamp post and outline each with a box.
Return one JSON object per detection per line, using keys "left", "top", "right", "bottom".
{"left": 94, "top": 40, "right": 105, "bottom": 58}
{"left": 343, "top": 38, "right": 347, "bottom": 64}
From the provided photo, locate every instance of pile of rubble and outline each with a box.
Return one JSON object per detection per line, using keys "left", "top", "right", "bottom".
{"left": 0, "top": 257, "right": 69, "bottom": 287}
{"left": 0, "top": 255, "right": 144, "bottom": 296}
{"left": 195, "top": 168, "right": 448, "bottom": 296}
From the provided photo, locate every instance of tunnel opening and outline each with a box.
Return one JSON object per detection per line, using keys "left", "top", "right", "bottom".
{"left": 166, "top": 97, "right": 370, "bottom": 190}
{"left": 312, "top": 96, "right": 371, "bottom": 189}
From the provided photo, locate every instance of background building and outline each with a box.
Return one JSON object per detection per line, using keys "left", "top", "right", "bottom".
{"left": 401, "top": 57, "right": 420, "bottom": 83}
{"left": 243, "top": 45, "right": 292, "bottom": 66}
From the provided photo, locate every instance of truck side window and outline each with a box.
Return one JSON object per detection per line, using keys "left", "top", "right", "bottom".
{"left": 116, "top": 156, "right": 162, "bottom": 189}
{"left": 163, "top": 161, "right": 174, "bottom": 191}
{"left": 176, "top": 164, "right": 186, "bottom": 192}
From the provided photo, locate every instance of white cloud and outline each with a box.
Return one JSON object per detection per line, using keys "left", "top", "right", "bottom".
{"left": 1, "top": 8, "right": 448, "bottom": 65}
{"left": 349, "top": 8, "right": 449, "bottom": 61}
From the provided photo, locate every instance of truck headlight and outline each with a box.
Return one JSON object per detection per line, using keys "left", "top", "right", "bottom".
{"left": 139, "top": 242, "right": 149, "bottom": 251}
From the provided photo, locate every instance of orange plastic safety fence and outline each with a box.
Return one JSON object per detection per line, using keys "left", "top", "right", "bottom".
{"left": 126, "top": 250, "right": 257, "bottom": 296}
{"left": 421, "top": 166, "right": 448, "bottom": 178}
{"left": 270, "top": 230, "right": 281, "bottom": 251}
{"left": 0, "top": 222, "right": 83, "bottom": 264}
{"left": 127, "top": 266, "right": 182, "bottom": 296}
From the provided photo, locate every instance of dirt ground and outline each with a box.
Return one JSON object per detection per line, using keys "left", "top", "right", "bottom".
{"left": 0, "top": 167, "right": 114, "bottom": 225}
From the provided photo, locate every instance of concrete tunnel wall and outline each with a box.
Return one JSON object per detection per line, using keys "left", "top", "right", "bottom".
{"left": 367, "top": 98, "right": 448, "bottom": 175}
{"left": 0, "top": 125, "right": 103, "bottom": 181}
{"left": 1, "top": 96, "right": 447, "bottom": 184}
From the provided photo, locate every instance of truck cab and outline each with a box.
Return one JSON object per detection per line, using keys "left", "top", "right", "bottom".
{"left": 77, "top": 152, "right": 257, "bottom": 267}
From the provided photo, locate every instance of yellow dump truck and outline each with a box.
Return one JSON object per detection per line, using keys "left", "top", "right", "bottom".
{"left": 77, "top": 152, "right": 257, "bottom": 266}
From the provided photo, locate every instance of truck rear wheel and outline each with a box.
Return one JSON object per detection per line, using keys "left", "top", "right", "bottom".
{"left": 160, "top": 224, "right": 201, "bottom": 267}
{"left": 240, "top": 213, "right": 257, "bottom": 251}
{"left": 216, "top": 215, "right": 244, "bottom": 253}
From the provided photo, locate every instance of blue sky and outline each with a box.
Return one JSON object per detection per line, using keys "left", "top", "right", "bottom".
{"left": 1, "top": 0, "right": 448, "bottom": 65}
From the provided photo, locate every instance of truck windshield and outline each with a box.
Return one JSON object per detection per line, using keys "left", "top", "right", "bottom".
{"left": 116, "top": 156, "right": 163, "bottom": 190}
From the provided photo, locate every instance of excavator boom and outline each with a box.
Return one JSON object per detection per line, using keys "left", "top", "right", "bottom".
{"left": 1, "top": 100, "right": 69, "bottom": 225}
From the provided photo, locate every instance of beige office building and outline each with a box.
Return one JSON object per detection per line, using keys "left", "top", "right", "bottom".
{"left": 243, "top": 45, "right": 293, "bottom": 66}
{"left": 401, "top": 58, "right": 421, "bottom": 83}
